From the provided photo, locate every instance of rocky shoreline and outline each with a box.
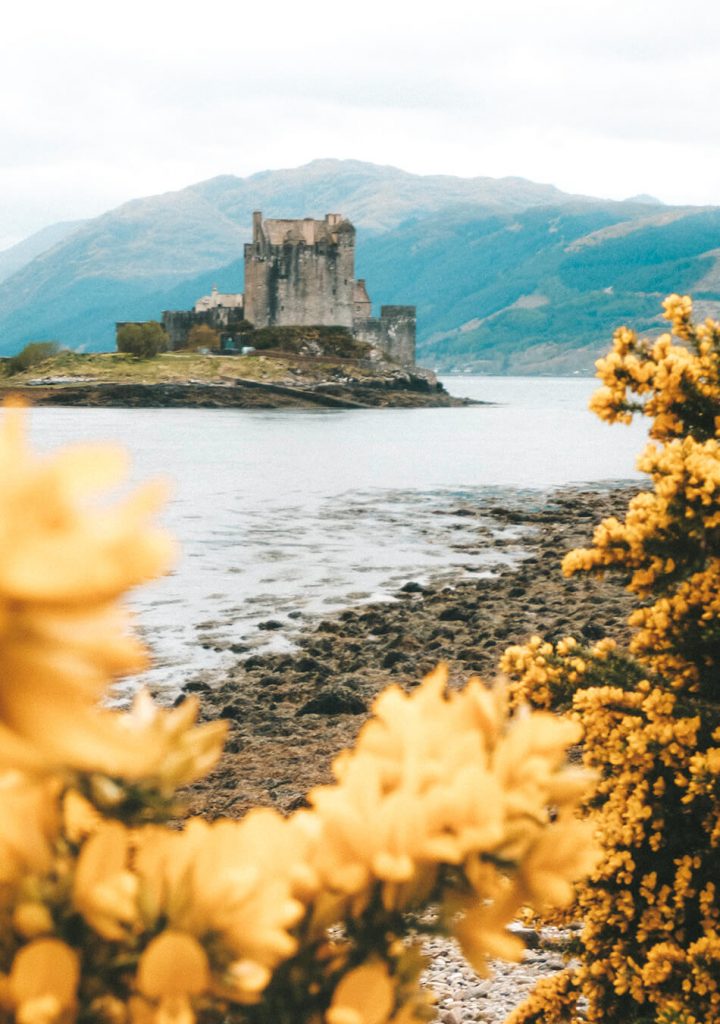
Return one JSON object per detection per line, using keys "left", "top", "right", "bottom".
{"left": 181, "top": 483, "right": 636, "bottom": 819}
{"left": 168, "top": 483, "right": 638, "bottom": 1022}
{"left": 0, "top": 371, "right": 478, "bottom": 410}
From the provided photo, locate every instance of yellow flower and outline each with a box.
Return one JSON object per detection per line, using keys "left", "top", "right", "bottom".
{"left": 308, "top": 665, "right": 594, "bottom": 930}
{"left": 117, "top": 690, "right": 227, "bottom": 793}
{"left": 0, "top": 771, "right": 59, "bottom": 888}
{"left": 135, "top": 812, "right": 308, "bottom": 1002}
{"left": 72, "top": 822, "right": 138, "bottom": 940}
{"left": 12, "top": 903, "right": 55, "bottom": 939}
{"left": 453, "top": 892, "right": 526, "bottom": 976}
{"left": 7, "top": 939, "right": 79, "bottom": 1024}
{"left": 518, "top": 814, "right": 599, "bottom": 908}
{"left": 326, "top": 960, "right": 396, "bottom": 1024}
{"left": 134, "top": 931, "right": 210, "bottom": 1024}
{"left": 62, "top": 789, "right": 101, "bottom": 844}
{"left": 0, "top": 403, "right": 175, "bottom": 774}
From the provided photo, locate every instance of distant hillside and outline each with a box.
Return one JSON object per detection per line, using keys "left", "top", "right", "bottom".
{"left": 1, "top": 159, "right": 719, "bottom": 372}
{"left": 359, "top": 203, "right": 720, "bottom": 373}
{"left": 0, "top": 220, "right": 86, "bottom": 283}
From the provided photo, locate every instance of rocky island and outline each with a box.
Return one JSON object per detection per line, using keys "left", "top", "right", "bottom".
{"left": 0, "top": 348, "right": 475, "bottom": 409}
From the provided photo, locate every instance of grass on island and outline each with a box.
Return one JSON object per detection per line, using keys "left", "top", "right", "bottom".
{"left": 0, "top": 349, "right": 385, "bottom": 389}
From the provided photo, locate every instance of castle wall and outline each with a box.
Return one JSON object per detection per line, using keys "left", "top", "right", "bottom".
{"left": 162, "top": 310, "right": 216, "bottom": 350}
{"left": 161, "top": 307, "right": 248, "bottom": 350}
{"left": 353, "top": 305, "right": 416, "bottom": 367}
{"left": 353, "top": 279, "right": 372, "bottom": 320}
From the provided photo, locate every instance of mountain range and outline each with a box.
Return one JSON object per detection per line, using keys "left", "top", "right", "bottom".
{"left": 2, "top": 159, "right": 719, "bottom": 373}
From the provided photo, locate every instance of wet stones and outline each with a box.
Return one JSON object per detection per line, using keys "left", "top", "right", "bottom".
{"left": 184, "top": 484, "right": 639, "bottom": 823}
{"left": 400, "top": 580, "right": 425, "bottom": 594}
{"left": 298, "top": 686, "right": 368, "bottom": 716}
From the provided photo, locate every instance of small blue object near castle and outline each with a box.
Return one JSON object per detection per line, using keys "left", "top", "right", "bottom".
{"left": 157, "top": 212, "right": 416, "bottom": 366}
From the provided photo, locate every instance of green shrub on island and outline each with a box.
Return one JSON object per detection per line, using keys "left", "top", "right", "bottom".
{"left": 5, "top": 341, "right": 60, "bottom": 376}
{"left": 184, "top": 324, "right": 221, "bottom": 351}
{"left": 116, "top": 322, "right": 168, "bottom": 359}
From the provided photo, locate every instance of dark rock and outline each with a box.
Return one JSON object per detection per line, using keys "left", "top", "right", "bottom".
{"left": 258, "top": 619, "right": 284, "bottom": 631}
{"left": 581, "top": 622, "right": 606, "bottom": 640}
{"left": 183, "top": 680, "right": 210, "bottom": 694}
{"left": 438, "top": 606, "right": 466, "bottom": 622}
{"left": 509, "top": 925, "right": 541, "bottom": 949}
{"left": 382, "top": 650, "right": 409, "bottom": 669}
{"left": 220, "top": 702, "right": 243, "bottom": 719}
{"left": 400, "top": 581, "right": 425, "bottom": 594}
{"left": 258, "top": 673, "right": 285, "bottom": 687}
{"left": 243, "top": 656, "right": 267, "bottom": 670}
{"left": 298, "top": 687, "right": 368, "bottom": 716}
{"left": 295, "top": 656, "right": 330, "bottom": 678}
{"left": 284, "top": 793, "right": 311, "bottom": 811}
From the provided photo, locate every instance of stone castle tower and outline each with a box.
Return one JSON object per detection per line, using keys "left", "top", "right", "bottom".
{"left": 159, "top": 211, "right": 416, "bottom": 366}
{"left": 244, "top": 212, "right": 356, "bottom": 328}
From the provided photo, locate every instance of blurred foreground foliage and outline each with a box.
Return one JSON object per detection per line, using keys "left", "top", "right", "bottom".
{"left": 0, "top": 403, "right": 594, "bottom": 1024}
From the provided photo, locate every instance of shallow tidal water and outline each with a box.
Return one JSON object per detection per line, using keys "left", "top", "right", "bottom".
{"left": 28, "top": 375, "right": 647, "bottom": 699}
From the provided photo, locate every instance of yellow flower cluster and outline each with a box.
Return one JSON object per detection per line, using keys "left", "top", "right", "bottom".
{"left": 0, "top": 405, "right": 598, "bottom": 1024}
{"left": 0, "top": 403, "right": 226, "bottom": 781}
{"left": 0, "top": 673, "right": 596, "bottom": 1024}
{"left": 501, "top": 635, "right": 626, "bottom": 712}
{"left": 589, "top": 294, "right": 720, "bottom": 442}
{"left": 562, "top": 433, "right": 720, "bottom": 694}
{"left": 503, "top": 296, "right": 720, "bottom": 1024}
{"left": 308, "top": 666, "right": 596, "bottom": 975}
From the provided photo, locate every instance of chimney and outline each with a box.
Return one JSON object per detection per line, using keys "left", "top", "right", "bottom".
{"left": 252, "top": 211, "right": 263, "bottom": 243}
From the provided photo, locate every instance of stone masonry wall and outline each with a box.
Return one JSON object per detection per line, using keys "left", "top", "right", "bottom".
{"left": 244, "top": 214, "right": 355, "bottom": 328}
{"left": 161, "top": 307, "right": 249, "bottom": 350}
{"left": 354, "top": 306, "right": 416, "bottom": 367}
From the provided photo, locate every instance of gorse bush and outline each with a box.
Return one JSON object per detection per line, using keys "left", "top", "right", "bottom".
{"left": 0, "top": 402, "right": 595, "bottom": 1024}
{"left": 502, "top": 294, "right": 720, "bottom": 1024}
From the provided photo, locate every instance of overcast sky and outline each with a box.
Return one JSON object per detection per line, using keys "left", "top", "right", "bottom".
{"left": 3, "top": 0, "right": 720, "bottom": 249}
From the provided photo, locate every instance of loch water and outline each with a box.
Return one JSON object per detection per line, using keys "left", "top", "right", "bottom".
{"left": 29, "top": 375, "right": 648, "bottom": 699}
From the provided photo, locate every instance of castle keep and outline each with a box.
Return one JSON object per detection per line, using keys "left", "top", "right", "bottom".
{"left": 160, "top": 212, "right": 416, "bottom": 366}
{"left": 244, "top": 212, "right": 355, "bottom": 328}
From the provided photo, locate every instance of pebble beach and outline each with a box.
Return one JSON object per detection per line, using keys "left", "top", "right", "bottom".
{"left": 179, "top": 483, "right": 639, "bottom": 1021}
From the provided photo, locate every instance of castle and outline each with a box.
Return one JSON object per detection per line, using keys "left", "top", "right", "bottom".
{"left": 160, "top": 212, "right": 416, "bottom": 366}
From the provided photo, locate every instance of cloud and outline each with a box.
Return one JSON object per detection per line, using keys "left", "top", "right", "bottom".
{"left": 2, "top": 0, "right": 720, "bottom": 244}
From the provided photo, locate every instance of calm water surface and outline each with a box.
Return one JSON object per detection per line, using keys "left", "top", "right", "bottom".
{"left": 28, "top": 376, "right": 647, "bottom": 698}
